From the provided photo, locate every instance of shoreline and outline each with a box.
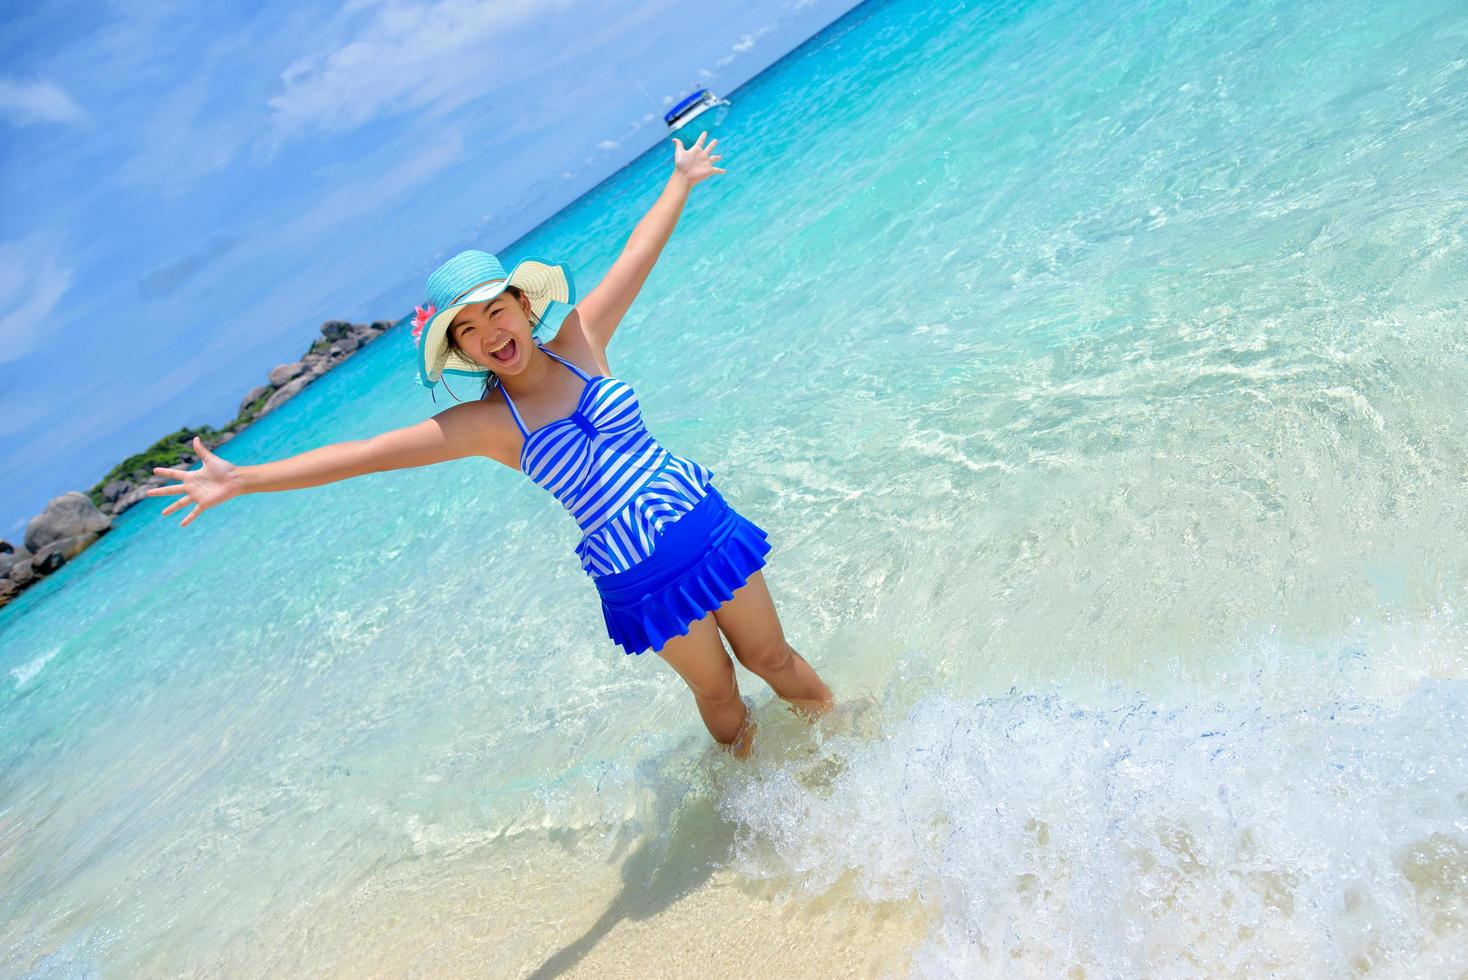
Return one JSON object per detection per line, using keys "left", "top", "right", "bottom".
{"left": 0, "top": 317, "right": 399, "bottom": 609}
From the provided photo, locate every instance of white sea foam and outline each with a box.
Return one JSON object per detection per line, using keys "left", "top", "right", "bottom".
{"left": 8, "top": 646, "right": 59, "bottom": 689}
{"left": 722, "top": 660, "right": 1468, "bottom": 976}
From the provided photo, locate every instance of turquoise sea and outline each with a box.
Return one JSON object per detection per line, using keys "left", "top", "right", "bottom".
{"left": 5, "top": 0, "right": 1468, "bottom": 974}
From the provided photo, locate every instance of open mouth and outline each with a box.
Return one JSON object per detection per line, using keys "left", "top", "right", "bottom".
{"left": 488, "top": 337, "right": 517, "bottom": 364}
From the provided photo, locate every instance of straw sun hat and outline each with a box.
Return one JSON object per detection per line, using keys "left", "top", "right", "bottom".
{"left": 413, "top": 249, "right": 575, "bottom": 388}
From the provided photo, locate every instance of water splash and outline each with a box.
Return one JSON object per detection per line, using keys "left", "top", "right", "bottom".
{"left": 723, "top": 667, "right": 1468, "bottom": 976}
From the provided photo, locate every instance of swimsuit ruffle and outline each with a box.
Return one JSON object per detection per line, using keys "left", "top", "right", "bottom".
{"left": 593, "top": 488, "right": 771, "bottom": 656}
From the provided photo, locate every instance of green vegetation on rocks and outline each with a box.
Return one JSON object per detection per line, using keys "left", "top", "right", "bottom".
{"left": 89, "top": 425, "right": 223, "bottom": 508}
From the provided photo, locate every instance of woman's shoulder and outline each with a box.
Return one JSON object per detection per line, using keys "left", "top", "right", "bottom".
{"left": 547, "top": 309, "right": 612, "bottom": 376}
{"left": 432, "top": 396, "right": 522, "bottom": 469}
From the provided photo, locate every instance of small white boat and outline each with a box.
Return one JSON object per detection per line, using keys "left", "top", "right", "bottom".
{"left": 664, "top": 88, "right": 730, "bottom": 140}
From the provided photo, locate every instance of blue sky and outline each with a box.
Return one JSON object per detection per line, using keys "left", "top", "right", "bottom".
{"left": 0, "top": 0, "right": 862, "bottom": 538}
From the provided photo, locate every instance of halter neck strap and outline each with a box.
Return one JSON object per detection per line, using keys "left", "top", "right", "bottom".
{"left": 497, "top": 343, "right": 595, "bottom": 438}
{"left": 499, "top": 385, "right": 529, "bottom": 438}
{"left": 538, "top": 344, "right": 594, "bottom": 382}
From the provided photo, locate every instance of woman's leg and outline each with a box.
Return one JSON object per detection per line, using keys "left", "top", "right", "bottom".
{"left": 712, "top": 571, "right": 834, "bottom": 718}
{"left": 656, "top": 612, "right": 755, "bottom": 756}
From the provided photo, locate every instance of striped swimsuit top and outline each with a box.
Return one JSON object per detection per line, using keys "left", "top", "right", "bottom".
{"left": 502, "top": 345, "right": 714, "bottom": 578}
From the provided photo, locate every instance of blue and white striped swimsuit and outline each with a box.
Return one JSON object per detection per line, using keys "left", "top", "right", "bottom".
{"left": 502, "top": 345, "right": 715, "bottom": 577}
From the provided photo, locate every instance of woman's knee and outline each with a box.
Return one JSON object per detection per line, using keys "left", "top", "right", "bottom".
{"left": 686, "top": 654, "right": 739, "bottom": 703}
{"left": 734, "top": 634, "right": 793, "bottom": 677}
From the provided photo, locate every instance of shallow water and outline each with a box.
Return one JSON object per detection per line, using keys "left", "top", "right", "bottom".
{"left": 4, "top": 0, "right": 1468, "bottom": 974}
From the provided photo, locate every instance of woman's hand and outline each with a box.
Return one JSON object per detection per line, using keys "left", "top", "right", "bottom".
{"left": 672, "top": 131, "right": 725, "bottom": 187}
{"left": 147, "top": 436, "right": 242, "bottom": 527}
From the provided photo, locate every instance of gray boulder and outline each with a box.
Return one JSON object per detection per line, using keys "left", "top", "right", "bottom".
{"left": 268, "top": 362, "right": 306, "bottom": 387}
{"left": 320, "top": 320, "right": 351, "bottom": 342}
{"left": 370, "top": 320, "right": 393, "bottom": 333}
{"left": 9, "top": 559, "right": 35, "bottom": 587}
{"left": 301, "top": 353, "right": 331, "bottom": 377}
{"left": 111, "top": 474, "right": 171, "bottom": 514}
{"left": 113, "top": 487, "right": 151, "bottom": 513}
{"left": 33, "top": 548, "right": 65, "bottom": 575}
{"left": 0, "top": 552, "right": 16, "bottom": 577}
{"left": 0, "top": 539, "right": 12, "bottom": 554}
{"left": 0, "top": 578, "right": 20, "bottom": 606}
{"left": 102, "top": 479, "right": 132, "bottom": 503}
{"left": 38, "top": 532, "right": 100, "bottom": 565}
{"left": 260, "top": 375, "right": 310, "bottom": 416}
{"left": 239, "top": 384, "right": 270, "bottom": 415}
{"left": 25, "top": 492, "right": 112, "bottom": 554}
{"left": 334, "top": 333, "right": 361, "bottom": 355}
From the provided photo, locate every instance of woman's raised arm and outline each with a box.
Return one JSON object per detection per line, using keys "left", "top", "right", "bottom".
{"left": 572, "top": 132, "right": 725, "bottom": 352}
{"left": 148, "top": 402, "right": 501, "bottom": 526}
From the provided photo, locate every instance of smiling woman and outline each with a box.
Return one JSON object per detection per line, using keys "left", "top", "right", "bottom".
{"left": 147, "top": 132, "right": 833, "bottom": 758}
{"left": 442, "top": 285, "right": 545, "bottom": 398}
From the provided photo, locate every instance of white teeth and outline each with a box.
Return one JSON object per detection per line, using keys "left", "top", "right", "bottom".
{"left": 488, "top": 338, "right": 511, "bottom": 354}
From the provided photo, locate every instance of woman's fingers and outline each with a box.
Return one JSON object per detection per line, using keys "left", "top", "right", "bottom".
{"left": 706, "top": 138, "right": 718, "bottom": 151}
{"left": 146, "top": 483, "right": 187, "bottom": 497}
{"left": 154, "top": 466, "right": 188, "bottom": 479}
{"left": 180, "top": 503, "right": 203, "bottom": 528}
{"left": 161, "top": 497, "right": 190, "bottom": 517}
{"left": 693, "top": 130, "right": 707, "bottom": 149}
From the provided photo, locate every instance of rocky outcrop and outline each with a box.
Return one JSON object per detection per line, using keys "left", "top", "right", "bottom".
{"left": 8, "top": 559, "right": 35, "bottom": 588}
{"left": 1, "top": 317, "right": 398, "bottom": 609}
{"left": 239, "top": 385, "right": 270, "bottom": 415}
{"left": 0, "top": 494, "right": 113, "bottom": 600}
{"left": 26, "top": 492, "right": 112, "bottom": 554}
{"left": 268, "top": 361, "right": 306, "bottom": 387}
{"left": 259, "top": 376, "right": 310, "bottom": 416}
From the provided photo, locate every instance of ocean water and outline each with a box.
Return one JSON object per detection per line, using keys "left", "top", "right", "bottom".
{"left": 5, "top": 0, "right": 1468, "bottom": 975}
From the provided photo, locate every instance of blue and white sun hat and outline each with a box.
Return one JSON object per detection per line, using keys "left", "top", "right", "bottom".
{"left": 413, "top": 250, "right": 575, "bottom": 388}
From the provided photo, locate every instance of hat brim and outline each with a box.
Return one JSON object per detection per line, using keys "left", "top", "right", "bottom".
{"left": 416, "top": 257, "right": 576, "bottom": 386}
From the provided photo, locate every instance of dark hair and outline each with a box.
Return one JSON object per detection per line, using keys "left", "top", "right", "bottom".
{"left": 442, "top": 284, "right": 543, "bottom": 401}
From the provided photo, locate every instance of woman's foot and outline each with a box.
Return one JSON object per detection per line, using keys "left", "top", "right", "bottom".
{"left": 784, "top": 694, "right": 836, "bottom": 721}
{"left": 726, "top": 717, "right": 758, "bottom": 759}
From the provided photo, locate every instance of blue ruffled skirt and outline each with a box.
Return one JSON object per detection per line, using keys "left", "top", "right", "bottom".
{"left": 592, "top": 486, "right": 771, "bottom": 655}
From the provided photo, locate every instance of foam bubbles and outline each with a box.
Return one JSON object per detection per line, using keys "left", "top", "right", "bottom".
{"left": 7, "top": 645, "right": 59, "bottom": 689}
{"left": 723, "top": 677, "right": 1468, "bottom": 976}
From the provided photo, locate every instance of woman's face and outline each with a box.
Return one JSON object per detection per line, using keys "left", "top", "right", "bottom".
{"left": 447, "top": 290, "right": 535, "bottom": 375}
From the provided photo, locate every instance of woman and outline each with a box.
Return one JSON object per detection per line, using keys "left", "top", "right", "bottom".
{"left": 149, "top": 133, "right": 833, "bottom": 758}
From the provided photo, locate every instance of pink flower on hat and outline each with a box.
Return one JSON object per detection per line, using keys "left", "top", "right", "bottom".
{"left": 411, "top": 303, "right": 436, "bottom": 345}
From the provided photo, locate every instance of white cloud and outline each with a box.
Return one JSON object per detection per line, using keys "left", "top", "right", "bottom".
{"left": 0, "top": 77, "right": 86, "bottom": 127}
{"left": 121, "top": 78, "right": 250, "bottom": 192}
{"left": 0, "top": 233, "right": 74, "bottom": 366}
{"left": 265, "top": 0, "right": 562, "bottom": 144}
{"left": 596, "top": 139, "right": 619, "bottom": 150}
{"left": 717, "top": 25, "right": 775, "bottom": 66}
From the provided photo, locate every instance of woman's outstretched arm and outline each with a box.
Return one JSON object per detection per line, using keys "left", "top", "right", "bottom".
{"left": 148, "top": 402, "right": 504, "bottom": 526}
{"left": 573, "top": 131, "right": 725, "bottom": 352}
